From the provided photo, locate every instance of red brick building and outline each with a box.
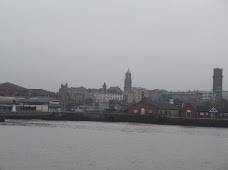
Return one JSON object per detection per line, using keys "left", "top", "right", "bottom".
{"left": 181, "top": 103, "right": 228, "bottom": 119}
{"left": 173, "top": 98, "right": 184, "bottom": 108}
{"left": 181, "top": 103, "right": 198, "bottom": 118}
{"left": 127, "top": 100, "right": 179, "bottom": 116}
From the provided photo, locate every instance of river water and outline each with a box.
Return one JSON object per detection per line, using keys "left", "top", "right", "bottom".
{"left": 0, "top": 120, "right": 228, "bottom": 170}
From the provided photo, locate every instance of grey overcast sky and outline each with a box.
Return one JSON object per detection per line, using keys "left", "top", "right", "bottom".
{"left": 0, "top": 0, "right": 228, "bottom": 92}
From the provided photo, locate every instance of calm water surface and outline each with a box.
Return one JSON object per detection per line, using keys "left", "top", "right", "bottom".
{"left": 0, "top": 120, "right": 228, "bottom": 170}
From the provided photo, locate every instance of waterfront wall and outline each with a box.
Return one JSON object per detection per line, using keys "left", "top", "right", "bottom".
{"left": 1, "top": 111, "right": 228, "bottom": 127}
{"left": 0, "top": 115, "right": 5, "bottom": 122}
{"left": 102, "top": 114, "right": 228, "bottom": 127}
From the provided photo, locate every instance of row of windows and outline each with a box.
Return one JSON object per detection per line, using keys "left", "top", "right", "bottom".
{"left": 197, "top": 112, "right": 228, "bottom": 116}
{"left": 96, "top": 94, "right": 123, "bottom": 97}
{"left": 22, "top": 102, "right": 49, "bottom": 105}
{"left": 133, "top": 110, "right": 153, "bottom": 114}
{"left": 102, "top": 96, "right": 123, "bottom": 99}
{"left": 198, "top": 112, "right": 209, "bottom": 116}
{"left": 133, "top": 109, "right": 174, "bottom": 115}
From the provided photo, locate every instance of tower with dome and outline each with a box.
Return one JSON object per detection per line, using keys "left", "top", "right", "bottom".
{"left": 124, "top": 68, "right": 132, "bottom": 93}
{"left": 124, "top": 68, "right": 133, "bottom": 104}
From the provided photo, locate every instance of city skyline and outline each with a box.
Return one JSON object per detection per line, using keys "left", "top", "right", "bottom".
{"left": 0, "top": 67, "right": 225, "bottom": 93}
{"left": 0, "top": 0, "right": 228, "bottom": 91}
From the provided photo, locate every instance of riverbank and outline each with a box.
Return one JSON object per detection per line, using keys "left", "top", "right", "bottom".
{"left": 1, "top": 112, "right": 228, "bottom": 127}
{"left": 99, "top": 114, "right": 228, "bottom": 128}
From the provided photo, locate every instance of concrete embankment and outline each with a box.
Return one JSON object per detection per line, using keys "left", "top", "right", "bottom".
{"left": 1, "top": 112, "right": 85, "bottom": 121}
{"left": 2, "top": 112, "right": 51, "bottom": 120}
{"left": 43, "top": 112, "right": 85, "bottom": 121}
{"left": 1, "top": 111, "right": 228, "bottom": 127}
{"left": 102, "top": 114, "right": 228, "bottom": 128}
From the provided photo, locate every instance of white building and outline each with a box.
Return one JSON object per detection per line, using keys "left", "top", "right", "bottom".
{"left": 17, "top": 97, "right": 62, "bottom": 112}
{"left": 94, "top": 92, "right": 123, "bottom": 110}
{"left": 94, "top": 93, "right": 123, "bottom": 103}
{"left": 201, "top": 91, "right": 213, "bottom": 102}
{"left": 222, "top": 91, "right": 228, "bottom": 100}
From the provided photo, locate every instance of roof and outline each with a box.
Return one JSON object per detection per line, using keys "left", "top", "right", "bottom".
{"left": 16, "top": 96, "right": 57, "bottom": 103}
{"left": 182, "top": 102, "right": 197, "bottom": 110}
{"left": 86, "top": 88, "right": 100, "bottom": 93}
{"left": 0, "top": 82, "right": 27, "bottom": 91}
{"left": 129, "top": 100, "right": 179, "bottom": 110}
{"left": 197, "top": 106, "right": 228, "bottom": 112}
{"left": 146, "top": 101, "right": 179, "bottom": 110}
{"left": 196, "top": 106, "right": 218, "bottom": 112}
{"left": 219, "top": 107, "right": 228, "bottom": 112}
{"left": 183, "top": 103, "right": 228, "bottom": 112}
{"left": 173, "top": 98, "right": 184, "bottom": 104}
{"left": 21, "top": 89, "right": 58, "bottom": 97}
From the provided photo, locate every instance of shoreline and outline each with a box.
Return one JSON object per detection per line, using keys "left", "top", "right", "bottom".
{"left": 1, "top": 112, "right": 228, "bottom": 128}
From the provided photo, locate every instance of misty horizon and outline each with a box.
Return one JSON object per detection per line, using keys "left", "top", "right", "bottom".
{"left": 1, "top": 0, "right": 228, "bottom": 92}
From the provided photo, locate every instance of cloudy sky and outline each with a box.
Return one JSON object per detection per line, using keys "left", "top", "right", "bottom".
{"left": 0, "top": 0, "right": 228, "bottom": 92}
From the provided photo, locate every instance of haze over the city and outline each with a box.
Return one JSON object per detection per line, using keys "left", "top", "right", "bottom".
{"left": 0, "top": 0, "right": 228, "bottom": 92}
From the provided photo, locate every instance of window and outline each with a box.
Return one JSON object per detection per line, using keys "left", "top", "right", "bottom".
{"left": 134, "top": 110, "right": 138, "bottom": 113}
{"left": 148, "top": 110, "right": 153, "bottom": 114}
{"left": 200, "top": 112, "right": 204, "bottom": 116}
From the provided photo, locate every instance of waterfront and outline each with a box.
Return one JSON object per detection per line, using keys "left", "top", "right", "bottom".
{"left": 0, "top": 120, "right": 228, "bottom": 170}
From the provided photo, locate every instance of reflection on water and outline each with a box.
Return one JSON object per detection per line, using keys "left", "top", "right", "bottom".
{"left": 0, "top": 120, "right": 228, "bottom": 170}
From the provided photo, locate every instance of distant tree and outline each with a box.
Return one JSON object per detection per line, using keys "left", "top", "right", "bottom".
{"left": 216, "top": 98, "right": 228, "bottom": 107}
{"left": 109, "top": 99, "right": 125, "bottom": 109}
{"left": 203, "top": 100, "right": 212, "bottom": 106}
{"left": 85, "top": 98, "right": 93, "bottom": 106}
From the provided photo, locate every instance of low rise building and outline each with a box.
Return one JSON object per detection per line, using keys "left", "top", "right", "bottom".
{"left": 17, "top": 96, "right": 62, "bottom": 112}
{"left": 0, "top": 96, "right": 20, "bottom": 112}
{"left": 181, "top": 103, "right": 228, "bottom": 119}
{"left": 127, "top": 100, "right": 179, "bottom": 116}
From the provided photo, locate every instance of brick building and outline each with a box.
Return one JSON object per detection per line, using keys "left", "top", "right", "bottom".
{"left": 127, "top": 100, "right": 179, "bottom": 116}
{"left": 181, "top": 103, "right": 228, "bottom": 119}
